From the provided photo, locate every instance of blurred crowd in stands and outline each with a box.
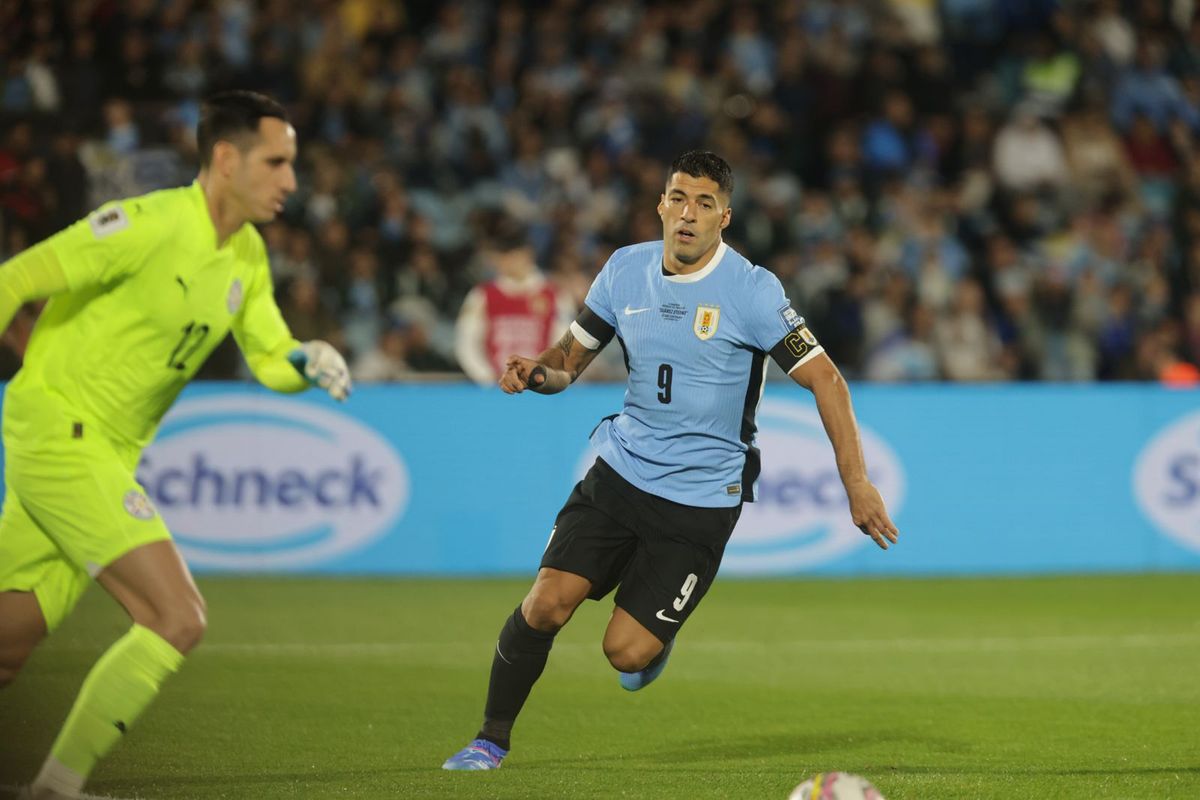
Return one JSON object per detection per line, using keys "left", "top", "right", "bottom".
{"left": 3, "top": 0, "right": 1200, "bottom": 384}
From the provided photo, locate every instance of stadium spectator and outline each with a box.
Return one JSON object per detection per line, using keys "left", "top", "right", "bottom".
{"left": 353, "top": 315, "right": 416, "bottom": 383}
{"left": 865, "top": 302, "right": 939, "bottom": 382}
{"left": 1111, "top": 38, "right": 1200, "bottom": 133}
{"left": 1061, "top": 104, "right": 1139, "bottom": 207}
{"left": 455, "top": 217, "right": 573, "bottom": 386}
{"left": 279, "top": 273, "right": 344, "bottom": 351}
{"left": 935, "top": 278, "right": 1010, "bottom": 381}
{"left": 0, "top": 0, "right": 1197, "bottom": 384}
{"left": 992, "top": 105, "right": 1069, "bottom": 194}
{"left": 390, "top": 298, "right": 461, "bottom": 375}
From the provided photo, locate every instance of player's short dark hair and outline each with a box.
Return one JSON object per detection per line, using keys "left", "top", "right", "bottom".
{"left": 197, "top": 91, "right": 289, "bottom": 167}
{"left": 667, "top": 151, "right": 734, "bottom": 197}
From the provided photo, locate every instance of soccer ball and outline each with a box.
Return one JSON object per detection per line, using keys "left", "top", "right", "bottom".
{"left": 788, "top": 772, "right": 886, "bottom": 800}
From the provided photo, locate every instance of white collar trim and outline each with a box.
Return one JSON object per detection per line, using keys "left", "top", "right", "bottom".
{"left": 663, "top": 241, "right": 727, "bottom": 283}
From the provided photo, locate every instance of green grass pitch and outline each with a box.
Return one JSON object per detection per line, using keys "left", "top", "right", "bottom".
{"left": 1, "top": 574, "right": 1198, "bottom": 799}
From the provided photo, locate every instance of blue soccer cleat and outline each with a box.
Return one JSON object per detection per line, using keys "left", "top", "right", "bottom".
{"left": 619, "top": 637, "right": 674, "bottom": 692}
{"left": 441, "top": 738, "right": 508, "bottom": 771}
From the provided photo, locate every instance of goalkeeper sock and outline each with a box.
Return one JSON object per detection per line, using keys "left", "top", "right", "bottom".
{"left": 478, "top": 606, "right": 556, "bottom": 750}
{"left": 33, "top": 625, "right": 184, "bottom": 793}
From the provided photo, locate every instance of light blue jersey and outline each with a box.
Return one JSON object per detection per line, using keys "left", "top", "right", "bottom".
{"left": 572, "top": 240, "right": 824, "bottom": 508}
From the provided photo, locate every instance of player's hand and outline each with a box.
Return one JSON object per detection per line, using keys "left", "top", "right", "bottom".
{"left": 500, "top": 355, "right": 546, "bottom": 394}
{"left": 846, "top": 480, "right": 899, "bottom": 550}
{"left": 289, "top": 340, "right": 352, "bottom": 401}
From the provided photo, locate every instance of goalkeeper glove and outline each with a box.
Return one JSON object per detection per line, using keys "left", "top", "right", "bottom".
{"left": 288, "top": 340, "right": 352, "bottom": 401}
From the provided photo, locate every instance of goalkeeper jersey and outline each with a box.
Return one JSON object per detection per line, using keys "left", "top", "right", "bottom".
{"left": 3, "top": 181, "right": 299, "bottom": 451}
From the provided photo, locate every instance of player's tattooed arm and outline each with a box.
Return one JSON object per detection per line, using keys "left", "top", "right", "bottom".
{"left": 500, "top": 305, "right": 612, "bottom": 395}
{"left": 544, "top": 329, "right": 603, "bottom": 389}
{"left": 500, "top": 329, "right": 602, "bottom": 395}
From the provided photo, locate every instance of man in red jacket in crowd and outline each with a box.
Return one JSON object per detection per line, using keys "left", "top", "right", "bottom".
{"left": 455, "top": 219, "right": 574, "bottom": 386}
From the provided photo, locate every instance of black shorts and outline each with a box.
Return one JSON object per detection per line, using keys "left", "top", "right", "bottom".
{"left": 541, "top": 458, "right": 742, "bottom": 644}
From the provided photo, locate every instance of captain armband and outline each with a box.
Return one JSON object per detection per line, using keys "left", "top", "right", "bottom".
{"left": 769, "top": 322, "right": 825, "bottom": 373}
{"left": 568, "top": 305, "right": 616, "bottom": 351}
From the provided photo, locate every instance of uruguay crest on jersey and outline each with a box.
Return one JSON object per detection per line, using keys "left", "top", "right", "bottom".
{"left": 693, "top": 304, "right": 720, "bottom": 340}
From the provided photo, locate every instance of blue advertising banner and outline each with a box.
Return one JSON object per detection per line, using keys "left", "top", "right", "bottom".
{"left": 4, "top": 383, "right": 1200, "bottom": 576}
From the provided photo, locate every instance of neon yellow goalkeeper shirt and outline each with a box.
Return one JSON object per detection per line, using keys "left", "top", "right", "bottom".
{"left": 4, "top": 181, "right": 305, "bottom": 451}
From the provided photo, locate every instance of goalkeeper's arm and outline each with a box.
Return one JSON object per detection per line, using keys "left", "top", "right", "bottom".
{"left": 243, "top": 338, "right": 309, "bottom": 394}
{"left": 241, "top": 338, "right": 351, "bottom": 401}
{"left": 233, "top": 261, "right": 351, "bottom": 400}
{"left": 0, "top": 244, "right": 70, "bottom": 333}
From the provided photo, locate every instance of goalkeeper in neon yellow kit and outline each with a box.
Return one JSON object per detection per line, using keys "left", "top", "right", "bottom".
{"left": 0, "top": 91, "right": 351, "bottom": 800}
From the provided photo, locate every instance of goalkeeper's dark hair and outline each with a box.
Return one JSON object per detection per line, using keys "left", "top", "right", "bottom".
{"left": 197, "top": 91, "right": 289, "bottom": 167}
{"left": 667, "top": 150, "right": 734, "bottom": 197}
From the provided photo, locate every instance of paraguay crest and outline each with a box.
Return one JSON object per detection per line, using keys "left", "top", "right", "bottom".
{"left": 123, "top": 489, "right": 157, "bottom": 520}
{"left": 693, "top": 304, "right": 720, "bottom": 340}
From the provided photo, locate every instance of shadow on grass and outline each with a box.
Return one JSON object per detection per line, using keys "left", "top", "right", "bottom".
{"left": 35, "top": 762, "right": 1199, "bottom": 800}
{"left": 521, "top": 730, "right": 1200, "bottom": 780}
{"left": 85, "top": 769, "right": 388, "bottom": 790}
{"left": 880, "top": 765, "right": 1200, "bottom": 777}
{"left": 524, "top": 729, "right": 966, "bottom": 768}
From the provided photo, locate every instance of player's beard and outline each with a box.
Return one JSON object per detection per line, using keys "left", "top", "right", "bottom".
{"left": 672, "top": 235, "right": 709, "bottom": 266}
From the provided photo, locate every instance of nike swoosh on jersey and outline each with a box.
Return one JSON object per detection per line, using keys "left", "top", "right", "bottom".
{"left": 655, "top": 609, "right": 680, "bottom": 623}
{"left": 624, "top": 306, "right": 651, "bottom": 315}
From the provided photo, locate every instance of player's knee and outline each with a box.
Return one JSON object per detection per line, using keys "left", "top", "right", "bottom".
{"left": 603, "top": 639, "right": 661, "bottom": 674}
{"left": 603, "top": 644, "right": 647, "bottom": 674}
{"left": 0, "top": 647, "right": 36, "bottom": 689}
{"left": 0, "top": 660, "right": 23, "bottom": 688}
{"left": 175, "top": 599, "right": 207, "bottom": 653}
{"left": 153, "top": 599, "right": 207, "bottom": 654}
{"left": 522, "top": 585, "right": 581, "bottom": 632}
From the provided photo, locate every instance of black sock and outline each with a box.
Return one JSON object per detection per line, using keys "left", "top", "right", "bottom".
{"left": 476, "top": 606, "right": 556, "bottom": 751}
{"left": 478, "top": 718, "right": 513, "bottom": 750}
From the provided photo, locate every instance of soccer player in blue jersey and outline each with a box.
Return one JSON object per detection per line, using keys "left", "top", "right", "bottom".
{"left": 443, "top": 151, "right": 899, "bottom": 771}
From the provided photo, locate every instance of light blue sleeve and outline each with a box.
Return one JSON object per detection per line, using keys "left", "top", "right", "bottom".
{"left": 743, "top": 268, "right": 805, "bottom": 352}
{"left": 583, "top": 253, "right": 618, "bottom": 327}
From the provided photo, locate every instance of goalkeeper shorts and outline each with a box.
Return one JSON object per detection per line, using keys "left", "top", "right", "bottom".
{"left": 0, "top": 401, "right": 171, "bottom": 631}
